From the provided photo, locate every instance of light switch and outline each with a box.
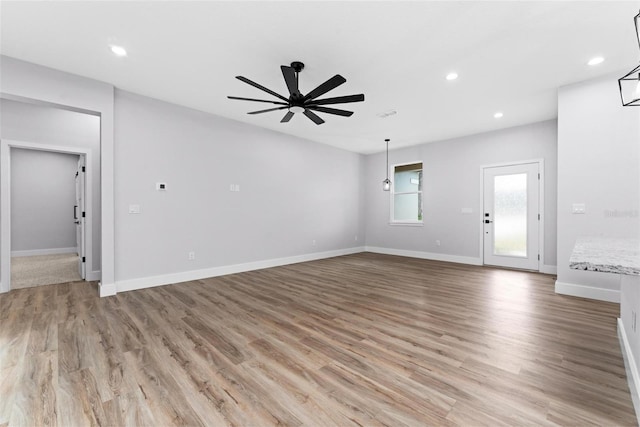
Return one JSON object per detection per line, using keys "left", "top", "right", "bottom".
{"left": 572, "top": 203, "right": 586, "bottom": 214}
{"left": 129, "top": 204, "right": 141, "bottom": 214}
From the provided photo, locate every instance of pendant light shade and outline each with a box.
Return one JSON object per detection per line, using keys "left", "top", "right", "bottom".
{"left": 619, "top": 10, "right": 640, "bottom": 106}
{"left": 382, "top": 139, "right": 391, "bottom": 191}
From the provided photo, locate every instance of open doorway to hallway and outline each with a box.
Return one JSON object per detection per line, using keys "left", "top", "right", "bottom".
{"left": 9, "top": 148, "right": 85, "bottom": 289}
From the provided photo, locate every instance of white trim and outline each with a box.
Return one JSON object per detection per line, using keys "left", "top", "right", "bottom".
{"left": 365, "top": 246, "right": 482, "bottom": 266}
{"left": 0, "top": 140, "right": 92, "bottom": 294}
{"left": 539, "top": 264, "right": 557, "bottom": 275}
{"left": 479, "top": 158, "right": 545, "bottom": 272}
{"left": 618, "top": 318, "right": 640, "bottom": 424}
{"left": 554, "top": 280, "right": 620, "bottom": 302}
{"left": 11, "top": 247, "right": 77, "bottom": 257}
{"left": 114, "top": 247, "right": 366, "bottom": 294}
{"left": 99, "top": 281, "right": 117, "bottom": 297}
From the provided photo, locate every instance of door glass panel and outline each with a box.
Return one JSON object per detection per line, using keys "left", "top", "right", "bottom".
{"left": 493, "top": 173, "right": 527, "bottom": 257}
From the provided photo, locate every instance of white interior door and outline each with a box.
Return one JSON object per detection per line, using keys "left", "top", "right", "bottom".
{"left": 75, "top": 156, "right": 86, "bottom": 279}
{"left": 483, "top": 163, "right": 539, "bottom": 270}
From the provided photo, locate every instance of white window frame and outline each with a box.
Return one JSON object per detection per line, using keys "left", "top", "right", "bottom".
{"left": 389, "top": 160, "right": 424, "bottom": 226}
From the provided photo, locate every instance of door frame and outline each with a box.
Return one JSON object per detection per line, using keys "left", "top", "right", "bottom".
{"left": 0, "top": 139, "right": 92, "bottom": 293}
{"left": 479, "top": 159, "right": 545, "bottom": 271}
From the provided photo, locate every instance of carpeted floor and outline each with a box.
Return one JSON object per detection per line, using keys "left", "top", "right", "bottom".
{"left": 11, "top": 253, "right": 82, "bottom": 289}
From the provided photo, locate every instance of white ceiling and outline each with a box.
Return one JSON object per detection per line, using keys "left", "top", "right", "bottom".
{"left": 1, "top": 1, "right": 639, "bottom": 154}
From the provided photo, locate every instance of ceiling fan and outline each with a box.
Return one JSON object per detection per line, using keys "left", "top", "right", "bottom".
{"left": 228, "top": 61, "right": 365, "bottom": 125}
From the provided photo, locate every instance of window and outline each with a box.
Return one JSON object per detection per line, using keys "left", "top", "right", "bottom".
{"left": 391, "top": 162, "right": 423, "bottom": 224}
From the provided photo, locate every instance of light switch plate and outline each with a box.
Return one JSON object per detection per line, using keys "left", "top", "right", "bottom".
{"left": 129, "top": 204, "right": 141, "bottom": 214}
{"left": 572, "top": 203, "right": 586, "bottom": 214}
{"left": 156, "top": 182, "right": 167, "bottom": 191}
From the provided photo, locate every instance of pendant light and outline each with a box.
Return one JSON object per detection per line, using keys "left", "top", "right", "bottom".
{"left": 382, "top": 138, "right": 391, "bottom": 191}
{"left": 619, "top": 9, "right": 640, "bottom": 106}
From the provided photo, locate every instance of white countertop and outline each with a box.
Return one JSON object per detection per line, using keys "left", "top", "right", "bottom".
{"left": 569, "top": 237, "right": 640, "bottom": 276}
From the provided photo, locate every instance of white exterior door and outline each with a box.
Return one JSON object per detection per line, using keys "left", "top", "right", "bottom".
{"left": 75, "top": 156, "right": 86, "bottom": 279}
{"left": 483, "top": 162, "right": 539, "bottom": 270}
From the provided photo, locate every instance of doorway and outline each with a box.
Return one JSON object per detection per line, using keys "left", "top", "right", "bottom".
{"left": 1, "top": 140, "right": 92, "bottom": 291}
{"left": 482, "top": 161, "right": 541, "bottom": 271}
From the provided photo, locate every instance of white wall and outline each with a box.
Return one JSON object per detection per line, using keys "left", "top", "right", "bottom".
{"left": 1, "top": 99, "right": 101, "bottom": 267}
{"left": 114, "top": 90, "right": 365, "bottom": 286}
{"left": 10, "top": 148, "right": 78, "bottom": 254}
{"left": 556, "top": 73, "right": 640, "bottom": 301}
{"left": 364, "top": 120, "right": 558, "bottom": 269}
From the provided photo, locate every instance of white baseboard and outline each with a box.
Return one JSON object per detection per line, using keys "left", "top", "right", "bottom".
{"left": 619, "top": 318, "right": 640, "bottom": 424}
{"left": 99, "top": 281, "right": 117, "bottom": 297}
{"left": 11, "top": 247, "right": 77, "bottom": 257}
{"left": 540, "top": 265, "right": 557, "bottom": 275}
{"left": 364, "top": 246, "right": 482, "bottom": 266}
{"left": 114, "top": 246, "right": 366, "bottom": 295}
{"left": 555, "top": 280, "right": 620, "bottom": 303}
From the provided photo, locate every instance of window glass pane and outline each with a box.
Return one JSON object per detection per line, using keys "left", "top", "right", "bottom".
{"left": 394, "top": 168, "right": 422, "bottom": 193}
{"left": 493, "top": 173, "right": 527, "bottom": 257}
{"left": 394, "top": 193, "right": 421, "bottom": 221}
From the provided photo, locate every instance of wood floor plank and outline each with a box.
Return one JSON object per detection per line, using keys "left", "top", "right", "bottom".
{"left": 8, "top": 353, "right": 58, "bottom": 427}
{"left": 0, "top": 253, "right": 637, "bottom": 426}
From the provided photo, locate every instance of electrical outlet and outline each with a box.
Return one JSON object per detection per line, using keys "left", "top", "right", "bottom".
{"left": 188, "top": 251, "right": 195, "bottom": 260}
{"left": 436, "top": 240, "right": 441, "bottom": 246}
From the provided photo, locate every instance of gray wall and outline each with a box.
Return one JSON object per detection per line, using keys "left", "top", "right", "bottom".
{"left": 114, "top": 90, "right": 365, "bottom": 282}
{"left": 10, "top": 148, "right": 78, "bottom": 253}
{"left": 364, "top": 119, "right": 558, "bottom": 268}
{"left": 0, "top": 99, "right": 101, "bottom": 269}
{"left": 557, "top": 73, "right": 640, "bottom": 297}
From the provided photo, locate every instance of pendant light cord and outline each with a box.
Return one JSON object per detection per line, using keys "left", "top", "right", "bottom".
{"left": 385, "top": 139, "right": 390, "bottom": 180}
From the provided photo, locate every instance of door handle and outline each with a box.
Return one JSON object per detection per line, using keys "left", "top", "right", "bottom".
{"left": 74, "top": 205, "right": 78, "bottom": 220}
{"left": 484, "top": 219, "right": 493, "bottom": 223}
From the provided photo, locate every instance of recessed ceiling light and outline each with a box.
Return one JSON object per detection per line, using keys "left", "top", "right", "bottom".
{"left": 110, "top": 45, "right": 127, "bottom": 57}
{"left": 446, "top": 72, "right": 458, "bottom": 81}
{"left": 494, "top": 112, "right": 504, "bottom": 119}
{"left": 588, "top": 56, "right": 604, "bottom": 66}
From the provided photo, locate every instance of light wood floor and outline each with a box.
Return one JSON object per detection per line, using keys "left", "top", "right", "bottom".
{"left": 0, "top": 253, "right": 636, "bottom": 426}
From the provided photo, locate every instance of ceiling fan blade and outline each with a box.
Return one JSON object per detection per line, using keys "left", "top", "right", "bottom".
{"left": 307, "top": 106, "right": 353, "bottom": 117}
{"left": 281, "top": 66, "right": 300, "bottom": 97}
{"left": 307, "top": 94, "right": 365, "bottom": 106}
{"left": 236, "top": 76, "right": 289, "bottom": 102}
{"left": 303, "top": 109, "right": 325, "bottom": 125}
{"left": 303, "top": 74, "right": 346, "bottom": 101}
{"left": 280, "top": 111, "right": 294, "bottom": 123}
{"left": 228, "top": 96, "right": 288, "bottom": 105}
{"left": 247, "top": 106, "right": 289, "bottom": 115}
